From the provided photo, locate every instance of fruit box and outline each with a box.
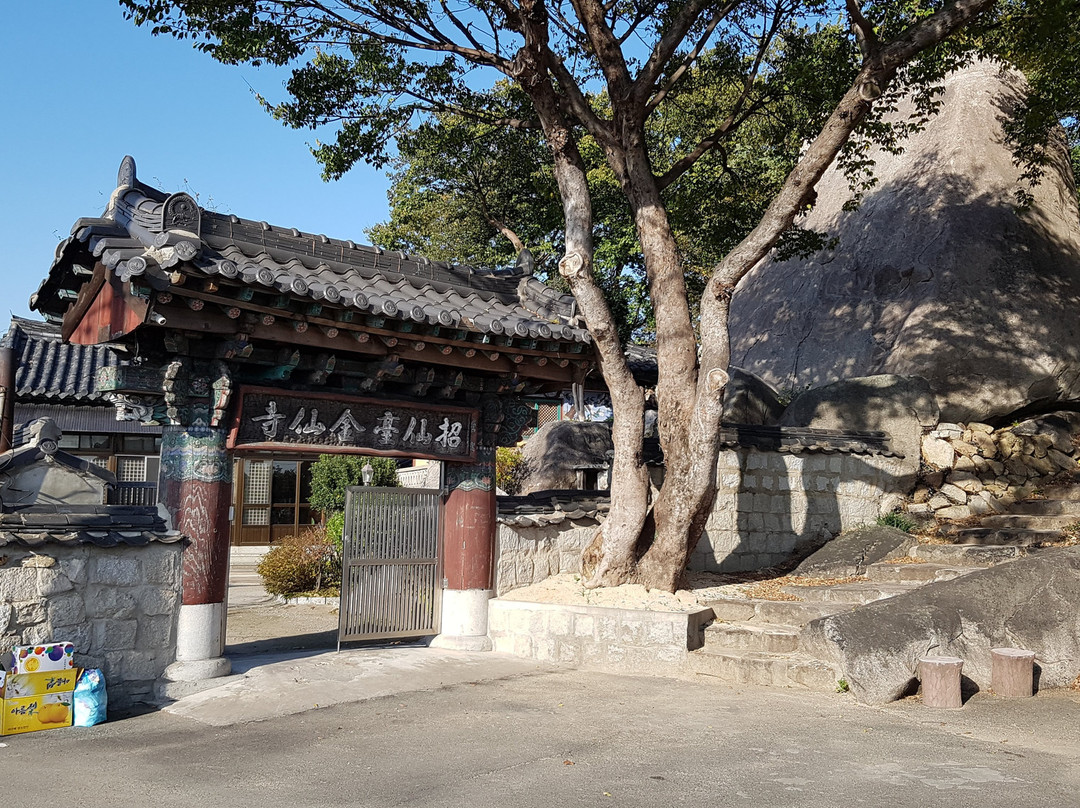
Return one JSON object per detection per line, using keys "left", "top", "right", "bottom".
{"left": 8, "top": 642, "right": 75, "bottom": 674}
{"left": 1, "top": 669, "right": 78, "bottom": 736}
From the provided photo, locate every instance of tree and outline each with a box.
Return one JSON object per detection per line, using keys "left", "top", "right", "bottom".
{"left": 309, "top": 454, "right": 401, "bottom": 515}
{"left": 122, "top": 0, "right": 1076, "bottom": 591}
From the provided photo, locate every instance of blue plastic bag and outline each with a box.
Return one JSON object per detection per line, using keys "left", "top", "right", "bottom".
{"left": 73, "top": 668, "right": 107, "bottom": 727}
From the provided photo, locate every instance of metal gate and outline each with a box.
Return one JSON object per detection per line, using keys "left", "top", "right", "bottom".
{"left": 338, "top": 486, "right": 442, "bottom": 645}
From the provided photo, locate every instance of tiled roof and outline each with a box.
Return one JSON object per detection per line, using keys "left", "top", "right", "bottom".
{"left": 31, "top": 157, "right": 591, "bottom": 346}
{"left": 2, "top": 317, "right": 121, "bottom": 403}
{"left": 0, "top": 505, "right": 183, "bottom": 548}
{"left": 497, "top": 490, "right": 609, "bottom": 526}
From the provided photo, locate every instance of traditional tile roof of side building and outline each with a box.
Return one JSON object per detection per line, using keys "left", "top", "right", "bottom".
{"left": 1, "top": 316, "right": 160, "bottom": 441}
{"left": 31, "top": 156, "right": 591, "bottom": 347}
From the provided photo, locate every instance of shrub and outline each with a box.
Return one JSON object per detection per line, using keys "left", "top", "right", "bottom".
{"left": 325, "top": 510, "right": 346, "bottom": 554}
{"left": 496, "top": 446, "right": 528, "bottom": 495}
{"left": 256, "top": 529, "right": 341, "bottom": 598}
{"left": 309, "top": 454, "right": 400, "bottom": 513}
{"left": 876, "top": 511, "right": 916, "bottom": 533}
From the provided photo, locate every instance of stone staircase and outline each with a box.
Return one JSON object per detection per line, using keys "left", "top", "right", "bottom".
{"left": 687, "top": 548, "right": 1016, "bottom": 690}
{"left": 688, "top": 485, "right": 1080, "bottom": 691}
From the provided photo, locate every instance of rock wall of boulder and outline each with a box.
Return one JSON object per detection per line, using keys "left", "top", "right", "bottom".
{"left": 729, "top": 62, "right": 1080, "bottom": 424}
{"left": 908, "top": 414, "right": 1080, "bottom": 520}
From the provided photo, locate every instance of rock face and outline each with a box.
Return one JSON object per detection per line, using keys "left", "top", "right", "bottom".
{"left": 729, "top": 62, "right": 1080, "bottom": 423}
{"left": 780, "top": 374, "right": 938, "bottom": 490}
{"left": 802, "top": 547, "right": 1080, "bottom": 704}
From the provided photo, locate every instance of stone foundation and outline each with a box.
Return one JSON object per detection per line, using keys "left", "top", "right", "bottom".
{"left": 0, "top": 543, "right": 183, "bottom": 710}
{"left": 488, "top": 599, "right": 713, "bottom": 674}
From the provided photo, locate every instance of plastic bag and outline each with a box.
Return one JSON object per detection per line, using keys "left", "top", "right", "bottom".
{"left": 73, "top": 668, "right": 107, "bottom": 727}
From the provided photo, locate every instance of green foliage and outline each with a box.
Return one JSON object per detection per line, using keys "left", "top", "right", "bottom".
{"left": 836, "top": 679, "right": 850, "bottom": 693}
{"left": 325, "top": 510, "right": 346, "bottom": 554}
{"left": 496, "top": 446, "right": 528, "bottom": 495}
{"left": 256, "top": 529, "right": 340, "bottom": 598}
{"left": 876, "top": 511, "right": 917, "bottom": 533}
{"left": 308, "top": 454, "right": 400, "bottom": 514}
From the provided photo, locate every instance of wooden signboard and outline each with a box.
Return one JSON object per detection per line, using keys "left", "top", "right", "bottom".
{"left": 228, "top": 386, "right": 478, "bottom": 462}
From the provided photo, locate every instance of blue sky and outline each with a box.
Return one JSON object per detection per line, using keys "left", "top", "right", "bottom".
{"left": 1, "top": 2, "right": 391, "bottom": 321}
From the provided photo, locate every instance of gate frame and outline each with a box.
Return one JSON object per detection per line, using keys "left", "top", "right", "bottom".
{"left": 337, "top": 484, "right": 444, "bottom": 647}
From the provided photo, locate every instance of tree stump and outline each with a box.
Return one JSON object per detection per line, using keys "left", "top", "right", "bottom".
{"left": 918, "top": 656, "right": 964, "bottom": 708}
{"left": 991, "top": 648, "right": 1035, "bottom": 698}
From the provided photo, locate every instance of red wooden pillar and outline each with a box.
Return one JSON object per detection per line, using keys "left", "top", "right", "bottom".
{"left": 159, "top": 425, "right": 233, "bottom": 682}
{"left": 432, "top": 446, "right": 496, "bottom": 650}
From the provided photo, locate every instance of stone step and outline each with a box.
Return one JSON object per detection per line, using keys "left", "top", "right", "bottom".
{"left": 704, "top": 621, "right": 801, "bottom": 654}
{"left": 701, "top": 596, "right": 857, "bottom": 626}
{"left": 1035, "top": 484, "right": 1080, "bottom": 502}
{"left": 781, "top": 580, "right": 919, "bottom": 604}
{"left": 864, "top": 561, "right": 980, "bottom": 584}
{"left": 1010, "top": 499, "right": 1080, "bottom": 516}
{"left": 948, "top": 527, "right": 1063, "bottom": 546}
{"left": 911, "top": 543, "right": 1032, "bottom": 565}
{"left": 977, "top": 514, "right": 1079, "bottom": 530}
{"left": 688, "top": 648, "right": 841, "bottom": 690}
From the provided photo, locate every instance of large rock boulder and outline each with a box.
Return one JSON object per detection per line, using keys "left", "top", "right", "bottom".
{"left": 520, "top": 421, "right": 613, "bottom": 493}
{"left": 729, "top": 62, "right": 1080, "bottom": 423}
{"left": 802, "top": 547, "right": 1080, "bottom": 704}
{"left": 781, "top": 374, "right": 938, "bottom": 490}
{"left": 793, "top": 525, "right": 914, "bottom": 578}
{"left": 723, "top": 367, "right": 785, "bottom": 425}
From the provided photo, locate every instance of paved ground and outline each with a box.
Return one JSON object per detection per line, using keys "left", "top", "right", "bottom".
{"left": 3, "top": 565, "right": 1078, "bottom": 806}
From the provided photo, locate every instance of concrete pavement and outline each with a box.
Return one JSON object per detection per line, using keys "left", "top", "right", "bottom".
{"left": 5, "top": 563, "right": 1077, "bottom": 806}
{"left": 4, "top": 664, "right": 1080, "bottom": 807}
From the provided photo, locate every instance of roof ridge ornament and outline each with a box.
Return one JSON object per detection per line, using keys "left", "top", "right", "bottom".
{"left": 162, "top": 192, "right": 201, "bottom": 236}
{"left": 117, "top": 155, "right": 136, "bottom": 190}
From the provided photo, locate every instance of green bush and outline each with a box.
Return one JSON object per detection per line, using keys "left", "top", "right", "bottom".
{"left": 496, "top": 446, "right": 528, "bottom": 495}
{"left": 876, "top": 511, "right": 916, "bottom": 533}
{"left": 325, "top": 510, "right": 346, "bottom": 554}
{"left": 309, "top": 454, "right": 400, "bottom": 513}
{"left": 256, "top": 529, "right": 341, "bottom": 597}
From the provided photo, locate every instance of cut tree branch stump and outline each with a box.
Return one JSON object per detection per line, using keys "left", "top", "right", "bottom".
{"left": 918, "top": 655, "right": 964, "bottom": 708}
{"left": 991, "top": 647, "right": 1035, "bottom": 698}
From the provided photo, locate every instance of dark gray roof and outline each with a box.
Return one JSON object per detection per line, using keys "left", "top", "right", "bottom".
{"left": 0, "top": 505, "right": 182, "bottom": 548}
{"left": 3, "top": 317, "right": 121, "bottom": 403}
{"left": 32, "top": 157, "right": 591, "bottom": 346}
{"left": 497, "top": 490, "right": 609, "bottom": 526}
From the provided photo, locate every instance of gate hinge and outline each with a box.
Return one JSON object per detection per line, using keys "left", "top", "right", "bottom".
{"left": 442, "top": 577, "right": 449, "bottom": 589}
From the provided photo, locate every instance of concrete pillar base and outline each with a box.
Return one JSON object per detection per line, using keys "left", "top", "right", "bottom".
{"left": 169, "top": 602, "right": 231, "bottom": 681}
{"left": 163, "top": 656, "right": 232, "bottom": 682}
{"left": 432, "top": 588, "right": 492, "bottom": 651}
{"left": 429, "top": 633, "right": 493, "bottom": 651}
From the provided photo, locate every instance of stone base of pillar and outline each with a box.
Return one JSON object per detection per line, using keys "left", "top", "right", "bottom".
{"left": 430, "top": 588, "right": 493, "bottom": 651}
{"left": 165, "top": 602, "right": 232, "bottom": 681}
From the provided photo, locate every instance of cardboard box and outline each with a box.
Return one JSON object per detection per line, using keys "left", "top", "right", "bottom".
{"left": 8, "top": 643, "right": 75, "bottom": 674}
{"left": 1, "top": 669, "right": 78, "bottom": 736}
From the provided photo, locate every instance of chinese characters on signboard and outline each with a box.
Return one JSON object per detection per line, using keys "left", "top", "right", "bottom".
{"left": 230, "top": 389, "right": 477, "bottom": 461}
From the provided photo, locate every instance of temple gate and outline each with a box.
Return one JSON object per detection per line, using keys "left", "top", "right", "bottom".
{"left": 31, "top": 156, "right": 595, "bottom": 680}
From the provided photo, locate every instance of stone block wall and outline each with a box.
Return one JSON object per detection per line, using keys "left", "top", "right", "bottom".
{"left": 691, "top": 447, "right": 905, "bottom": 573}
{"left": 494, "top": 520, "right": 597, "bottom": 595}
{"left": 0, "top": 542, "right": 183, "bottom": 710}
{"left": 488, "top": 599, "right": 713, "bottom": 674}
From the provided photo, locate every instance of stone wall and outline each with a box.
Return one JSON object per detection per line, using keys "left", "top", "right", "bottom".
{"left": 488, "top": 599, "right": 713, "bottom": 674}
{"left": 692, "top": 447, "right": 905, "bottom": 573}
{"left": 911, "top": 415, "right": 1080, "bottom": 519}
{"left": 1, "top": 542, "right": 183, "bottom": 710}
{"left": 494, "top": 520, "right": 597, "bottom": 596}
